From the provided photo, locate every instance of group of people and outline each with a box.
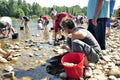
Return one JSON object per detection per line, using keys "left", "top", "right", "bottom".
{"left": 0, "top": 16, "right": 16, "bottom": 61}
{"left": 0, "top": 0, "right": 118, "bottom": 78}
{"left": 0, "top": 16, "right": 30, "bottom": 62}
{"left": 49, "top": 0, "right": 117, "bottom": 78}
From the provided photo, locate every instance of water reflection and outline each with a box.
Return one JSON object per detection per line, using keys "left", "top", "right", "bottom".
{"left": 19, "top": 30, "right": 30, "bottom": 40}
{"left": 0, "top": 20, "right": 53, "bottom": 50}
{"left": 43, "top": 28, "right": 49, "bottom": 40}
{"left": 0, "top": 39, "right": 6, "bottom": 49}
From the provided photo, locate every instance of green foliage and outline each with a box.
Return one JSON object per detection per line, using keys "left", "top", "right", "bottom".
{"left": 0, "top": 0, "right": 8, "bottom": 16}
{"left": 15, "top": 8, "right": 24, "bottom": 18}
{"left": 0, "top": 0, "right": 91, "bottom": 18}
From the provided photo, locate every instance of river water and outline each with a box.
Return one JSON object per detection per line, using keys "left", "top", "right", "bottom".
{"left": 0, "top": 20, "right": 64, "bottom": 80}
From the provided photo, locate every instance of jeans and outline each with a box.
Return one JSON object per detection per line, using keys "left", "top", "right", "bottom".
{"left": 88, "top": 18, "right": 107, "bottom": 50}
{"left": 67, "top": 39, "right": 100, "bottom": 63}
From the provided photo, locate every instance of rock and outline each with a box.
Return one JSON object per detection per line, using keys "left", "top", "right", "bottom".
{"left": 41, "top": 77, "right": 49, "bottom": 80}
{"left": 3, "top": 71, "right": 15, "bottom": 79}
{"left": 39, "top": 60, "right": 46, "bottom": 65}
{"left": 13, "top": 53, "right": 21, "bottom": 57}
{"left": 59, "top": 72, "right": 67, "bottom": 78}
{"left": 108, "top": 76, "right": 117, "bottom": 80}
{"left": 21, "top": 77, "right": 32, "bottom": 80}
{"left": 92, "top": 69, "right": 102, "bottom": 75}
{"left": 102, "top": 56, "right": 112, "bottom": 62}
{"left": 13, "top": 45, "right": 20, "bottom": 50}
{"left": 28, "top": 53, "right": 34, "bottom": 57}
{"left": 9, "top": 57, "right": 19, "bottom": 62}
{"left": 4, "top": 65, "right": 14, "bottom": 72}
{"left": 0, "top": 56, "right": 8, "bottom": 63}
{"left": 88, "top": 78, "right": 98, "bottom": 80}
{"left": 93, "top": 74, "right": 107, "bottom": 80}
{"left": 108, "top": 69, "right": 120, "bottom": 77}
{"left": 33, "top": 47, "right": 38, "bottom": 51}
{"left": 42, "top": 53, "right": 48, "bottom": 57}
{"left": 38, "top": 46, "right": 43, "bottom": 50}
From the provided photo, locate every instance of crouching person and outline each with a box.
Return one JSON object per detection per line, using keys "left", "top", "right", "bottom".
{"left": 0, "top": 16, "right": 16, "bottom": 38}
{"left": 61, "top": 17, "right": 101, "bottom": 77}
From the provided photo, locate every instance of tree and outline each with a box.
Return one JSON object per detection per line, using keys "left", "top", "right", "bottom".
{"left": 15, "top": 8, "right": 24, "bottom": 18}
{"left": 7, "top": 0, "right": 17, "bottom": 16}
{"left": 32, "top": 2, "right": 42, "bottom": 16}
{"left": 0, "top": 0, "right": 8, "bottom": 16}
{"left": 17, "top": 0, "right": 23, "bottom": 9}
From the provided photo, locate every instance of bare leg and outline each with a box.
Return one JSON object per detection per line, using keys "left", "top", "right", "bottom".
{"left": 0, "top": 48, "right": 13, "bottom": 59}
{"left": 10, "top": 26, "right": 16, "bottom": 33}
{"left": 106, "top": 27, "right": 111, "bottom": 37}
{"left": 84, "top": 56, "right": 89, "bottom": 67}
{"left": 25, "top": 21, "right": 29, "bottom": 32}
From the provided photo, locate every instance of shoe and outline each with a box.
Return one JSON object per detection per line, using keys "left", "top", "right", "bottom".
{"left": 84, "top": 66, "right": 92, "bottom": 78}
{"left": 58, "top": 35, "right": 65, "bottom": 41}
{"left": 53, "top": 41, "right": 60, "bottom": 46}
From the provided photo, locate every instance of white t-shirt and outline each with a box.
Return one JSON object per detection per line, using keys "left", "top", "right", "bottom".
{"left": 0, "top": 16, "right": 12, "bottom": 26}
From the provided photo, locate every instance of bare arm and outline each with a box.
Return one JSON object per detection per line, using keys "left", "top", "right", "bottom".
{"left": 0, "top": 29, "right": 6, "bottom": 37}
{"left": 92, "top": 0, "right": 104, "bottom": 26}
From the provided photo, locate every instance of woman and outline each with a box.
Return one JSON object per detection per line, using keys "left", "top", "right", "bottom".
{"left": 61, "top": 17, "right": 101, "bottom": 77}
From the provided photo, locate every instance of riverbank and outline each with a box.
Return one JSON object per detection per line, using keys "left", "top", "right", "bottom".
{"left": 0, "top": 21, "right": 120, "bottom": 80}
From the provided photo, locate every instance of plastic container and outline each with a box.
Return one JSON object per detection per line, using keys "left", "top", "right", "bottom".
{"left": 12, "top": 33, "right": 18, "bottom": 39}
{"left": 20, "top": 26, "right": 24, "bottom": 30}
{"left": 61, "top": 52, "right": 84, "bottom": 79}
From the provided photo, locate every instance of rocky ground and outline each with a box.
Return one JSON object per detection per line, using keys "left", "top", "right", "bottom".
{"left": 0, "top": 22, "right": 120, "bottom": 80}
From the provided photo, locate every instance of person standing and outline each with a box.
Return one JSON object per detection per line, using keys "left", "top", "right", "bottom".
{"left": 20, "top": 16, "right": 30, "bottom": 32}
{"left": 106, "top": 0, "right": 116, "bottom": 37}
{"left": 87, "top": 0, "right": 110, "bottom": 50}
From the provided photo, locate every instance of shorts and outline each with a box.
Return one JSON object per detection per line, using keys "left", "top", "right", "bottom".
{"left": 44, "top": 20, "right": 49, "bottom": 25}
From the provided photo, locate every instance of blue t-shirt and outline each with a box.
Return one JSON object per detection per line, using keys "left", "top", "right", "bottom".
{"left": 87, "top": 0, "right": 110, "bottom": 19}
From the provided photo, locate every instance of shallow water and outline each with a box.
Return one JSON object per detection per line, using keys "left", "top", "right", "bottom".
{"left": 0, "top": 20, "right": 64, "bottom": 80}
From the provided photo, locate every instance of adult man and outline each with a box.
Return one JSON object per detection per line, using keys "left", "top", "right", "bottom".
{"left": 87, "top": 0, "right": 110, "bottom": 50}
{"left": 50, "top": 12, "right": 75, "bottom": 43}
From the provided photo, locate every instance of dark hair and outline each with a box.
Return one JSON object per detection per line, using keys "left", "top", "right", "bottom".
{"left": 0, "top": 21, "right": 7, "bottom": 28}
{"left": 61, "top": 17, "right": 75, "bottom": 29}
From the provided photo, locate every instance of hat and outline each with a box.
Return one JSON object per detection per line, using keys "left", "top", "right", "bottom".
{"left": 0, "top": 17, "right": 12, "bottom": 26}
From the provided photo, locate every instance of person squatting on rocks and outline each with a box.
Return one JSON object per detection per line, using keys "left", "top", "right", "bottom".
{"left": 61, "top": 17, "right": 101, "bottom": 77}
{"left": 0, "top": 16, "right": 16, "bottom": 38}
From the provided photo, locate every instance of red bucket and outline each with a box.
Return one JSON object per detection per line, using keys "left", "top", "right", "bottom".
{"left": 61, "top": 52, "right": 84, "bottom": 79}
